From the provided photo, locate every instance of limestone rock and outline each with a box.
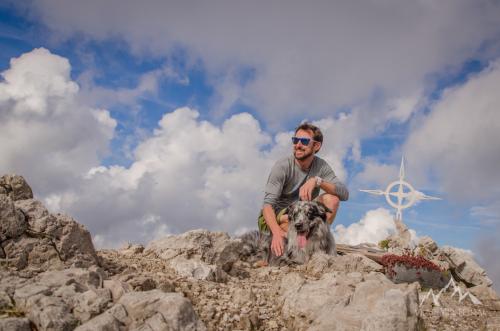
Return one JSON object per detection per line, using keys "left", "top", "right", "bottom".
{"left": 306, "top": 252, "right": 383, "bottom": 277}
{"left": 332, "top": 253, "right": 384, "bottom": 273}
{"left": 280, "top": 271, "right": 420, "bottom": 331}
{"left": 4, "top": 199, "right": 99, "bottom": 271}
{"left": 2, "top": 174, "right": 498, "bottom": 331}
{"left": 0, "top": 291, "right": 13, "bottom": 310}
{"left": 13, "top": 199, "right": 52, "bottom": 232}
{"left": 0, "top": 195, "right": 27, "bottom": 240}
{"left": 147, "top": 229, "right": 242, "bottom": 272}
{"left": 118, "top": 290, "right": 206, "bottom": 331}
{"left": 37, "top": 268, "right": 103, "bottom": 290}
{"left": 0, "top": 175, "right": 33, "bottom": 201}
{"left": 0, "top": 318, "right": 31, "bottom": 331}
{"left": 13, "top": 284, "right": 52, "bottom": 309}
{"left": 127, "top": 275, "right": 157, "bottom": 291}
{"left": 73, "top": 288, "right": 112, "bottom": 322}
{"left": 3, "top": 235, "right": 64, "bottom": 270}
{"left": 169, "top": 256, "right": 219, "bottom": 281}
{"left": 386, "top": 218, "right": 413, "bottom": 251}
{"left": 120, "top": 243, "right": 145, "bottom": 256}
{"left": 440, "top": 246, "right": 493, "bottom": 287}
{"left": 25, "top": 294, "right": 78, "bottom": 331}
{"left": 146, "top": 230, "right": 240, "bottom": 282}
{"left": 75, "top": 304, "right": 129, "bottom": 331}
{"left": 469, "top": 285, "right": 500, "bottom": 310}
{"left": 103, "top": 279, "right": 132, "bottom": 301}
{"left": 418, "top": 236, "right": 438, "bottom": 253}
{"left": 74, "top": 312, "right": 122, "bottom": 331}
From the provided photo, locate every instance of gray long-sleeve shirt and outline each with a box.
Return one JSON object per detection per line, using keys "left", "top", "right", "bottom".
{"left": 263, "top": 154, "right": 349, "bottom": 212}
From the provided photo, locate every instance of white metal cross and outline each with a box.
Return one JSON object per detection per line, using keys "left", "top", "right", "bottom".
{"left": 360, "top": 156, "right": 441, "bottom": 221}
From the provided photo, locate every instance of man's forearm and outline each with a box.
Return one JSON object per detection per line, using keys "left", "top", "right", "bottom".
{"left": 319, "top": 181, "right": 349, "bottom": 201}
{"left": 262, "top": 204, "right": 282, "bottom": 234}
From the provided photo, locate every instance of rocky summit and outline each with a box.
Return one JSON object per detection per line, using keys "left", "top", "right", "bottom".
{"left": 0, "top": 174, "right": 499, "bottom": 331}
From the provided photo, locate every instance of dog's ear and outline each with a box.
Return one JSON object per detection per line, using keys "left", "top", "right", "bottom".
{"left": 315, "top": 201, "right": 332, "bottom": 221}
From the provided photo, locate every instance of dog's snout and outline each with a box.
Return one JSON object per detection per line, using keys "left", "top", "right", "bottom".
{"left": 295, "top": 223, "right": 304, "bottom": 231}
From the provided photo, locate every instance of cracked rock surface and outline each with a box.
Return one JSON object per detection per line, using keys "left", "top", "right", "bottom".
{"left": 1, "top": 174, "right": 499, "bottom": 330}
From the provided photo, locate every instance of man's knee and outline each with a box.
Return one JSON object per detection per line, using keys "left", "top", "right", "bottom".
{"left": 318, "top": 194, "right": 340, "bottom": 224}
{"left": 320, "top": 194, "right": 340, "bottom": 210}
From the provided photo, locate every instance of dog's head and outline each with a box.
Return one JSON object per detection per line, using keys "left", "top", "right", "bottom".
{"left": 285, "top": 200, "right": 331, "bottom": 248}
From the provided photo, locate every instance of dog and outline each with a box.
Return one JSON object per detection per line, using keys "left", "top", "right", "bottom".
{"left": 240, "top": 200, "right": 336, "bottom": 266}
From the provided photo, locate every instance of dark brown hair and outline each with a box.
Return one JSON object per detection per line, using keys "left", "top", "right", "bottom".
{"left": 294, "top": 122, "right": 323, "bottom": 143}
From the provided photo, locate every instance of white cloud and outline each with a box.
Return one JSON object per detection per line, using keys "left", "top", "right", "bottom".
{"left": 334, "top": 207, "right": 418, "bottom": 246}
{"left": 404, "top": 59, "right": 500, "bottom": 202}
{"left": 0, "top": 48, "right": 116, "bottom": 194}
{"left": 355, "top": 160, "right": 400, "bottom": 189}
{"left": 77, "top": 64, "right": 188, "bottom": 109}
{"left": 21, "top": 0, "right": 500, "bottom": 126}
{"left": 0, "top": 49, "right": 356, "bottom": 248}
{"left": 59, "top": 107, "right": 299, "bottom": 246}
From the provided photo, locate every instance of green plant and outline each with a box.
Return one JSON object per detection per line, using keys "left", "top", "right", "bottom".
{"left": 378, "top": 239, "right": 390, "bottom": 250}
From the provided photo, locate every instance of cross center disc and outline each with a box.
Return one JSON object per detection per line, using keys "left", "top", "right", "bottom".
{"left": 385, "top": 180, "right": 417, "bottom": 210}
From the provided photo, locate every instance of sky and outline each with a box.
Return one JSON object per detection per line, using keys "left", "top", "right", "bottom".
{"left": 1, "top": 0, "right": 499, "bottom": 290}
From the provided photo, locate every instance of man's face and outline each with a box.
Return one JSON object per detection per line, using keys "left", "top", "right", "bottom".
{"left": 293, "top": 129, "right": 320, "bottom": 161}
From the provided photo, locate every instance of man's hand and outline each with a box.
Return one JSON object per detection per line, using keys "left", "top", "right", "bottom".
{"left": 271, "top": 227, "right": 287, "bottom": 256}
{"left": 299, "top": 177, "right": 317, "bottom": 201}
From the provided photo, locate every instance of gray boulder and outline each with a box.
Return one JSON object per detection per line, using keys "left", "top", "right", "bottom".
{"left": 13, "top": 284, "right": 52, "bottom": 309}
{"left": 103, "top": 279, "right": 132, "bottom": 302}
{"left": 37, "top": 268, "right": 104, "bottom": 290}
{"left": 0, "top": 195, "right": 27, "bottom": 241}
{"left": 24, "top": 294, "right": 78, "bottom": 331}
{"left": 418, "top": 236, "right": 438, "bottom": 254}
{"left": 75, "top": 304, "right": 129, "bottom": 331}
{"left": 73, "top": 288, "right": 112, "bottom": 322}
{"left": 169, "top": 256, "right": 221, "bottom": 281}
{"left": 2, "top": 199, "right": 99, "bottom": 271}
{"left": 147, "top": 229, "right": 242, "bottom": 280}
{"left": 0, "top": 174, "right": 33, "bottom": 201}
{"left": 440, "top": 246, "right": 493, "bottom": 287}
{"left": 469, "top": 284, "right": 500, "bottom": 311}
{"left": 0, "top": 290, "right": 13, "bottom": 310}
{"left": 280, "top": 271, "right": 420, "bottom": 331}
{"left": 0, "top": 318, "right": 31, "bottom": 331}
{"left": 118, "top": 289, "right": 206, "bottom": 331}
{"left": 305, "top": 252, "right": 384, "bottom": 278}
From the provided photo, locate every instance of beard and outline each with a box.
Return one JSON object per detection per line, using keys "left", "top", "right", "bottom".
{"left": 294, "top": 148, "right": 314, "bottom": 161}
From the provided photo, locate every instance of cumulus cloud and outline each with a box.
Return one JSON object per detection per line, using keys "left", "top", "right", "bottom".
{"left": 334, "top": 207, "right": 418, "bottom": 246}
{"left": 404, "top": 59, "right": 500, "bottom": 202}
{"left": 0, "top": 48, "right": 116, "bottom": 194}
{"left": 0, "top": 48, "right": 355, "bottom": 248}
{"left": 77, "top": 64, "right": 189, "bottom": 109}
{"left": 54, "top": 108, "right": 278, "bottom": 246}
{"left": 354, "top": 160, "right": 400, "bottom": 189}
{"left": 58, "top": 107, "right": 348, "bottom": 247}
{"left": 404, "top": 59, "right": 500, "bottom": 291}
{"left": 19, "top": 0, "right": 500, "bottom": 126}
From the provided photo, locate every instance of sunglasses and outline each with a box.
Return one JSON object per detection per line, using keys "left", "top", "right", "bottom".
{"left": 292, "top": 136, "right": 315, "bottom": 146}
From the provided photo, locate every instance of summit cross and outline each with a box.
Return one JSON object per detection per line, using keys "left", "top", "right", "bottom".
{"left": 360, "top": 156, "right": 441, "bottom": 221}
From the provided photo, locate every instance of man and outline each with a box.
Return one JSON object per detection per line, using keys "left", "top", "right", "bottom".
{"left": 258, "top": 122, "right": 349, "bottom": 257}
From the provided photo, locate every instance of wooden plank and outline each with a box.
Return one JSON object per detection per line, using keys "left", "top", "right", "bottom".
{"left": 336, "top": 243, "right": 386, "bottom": 264}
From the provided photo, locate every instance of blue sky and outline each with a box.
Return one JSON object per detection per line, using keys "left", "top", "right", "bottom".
{"left": 1, "top": 1, "right": 500, "bottom": 287}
